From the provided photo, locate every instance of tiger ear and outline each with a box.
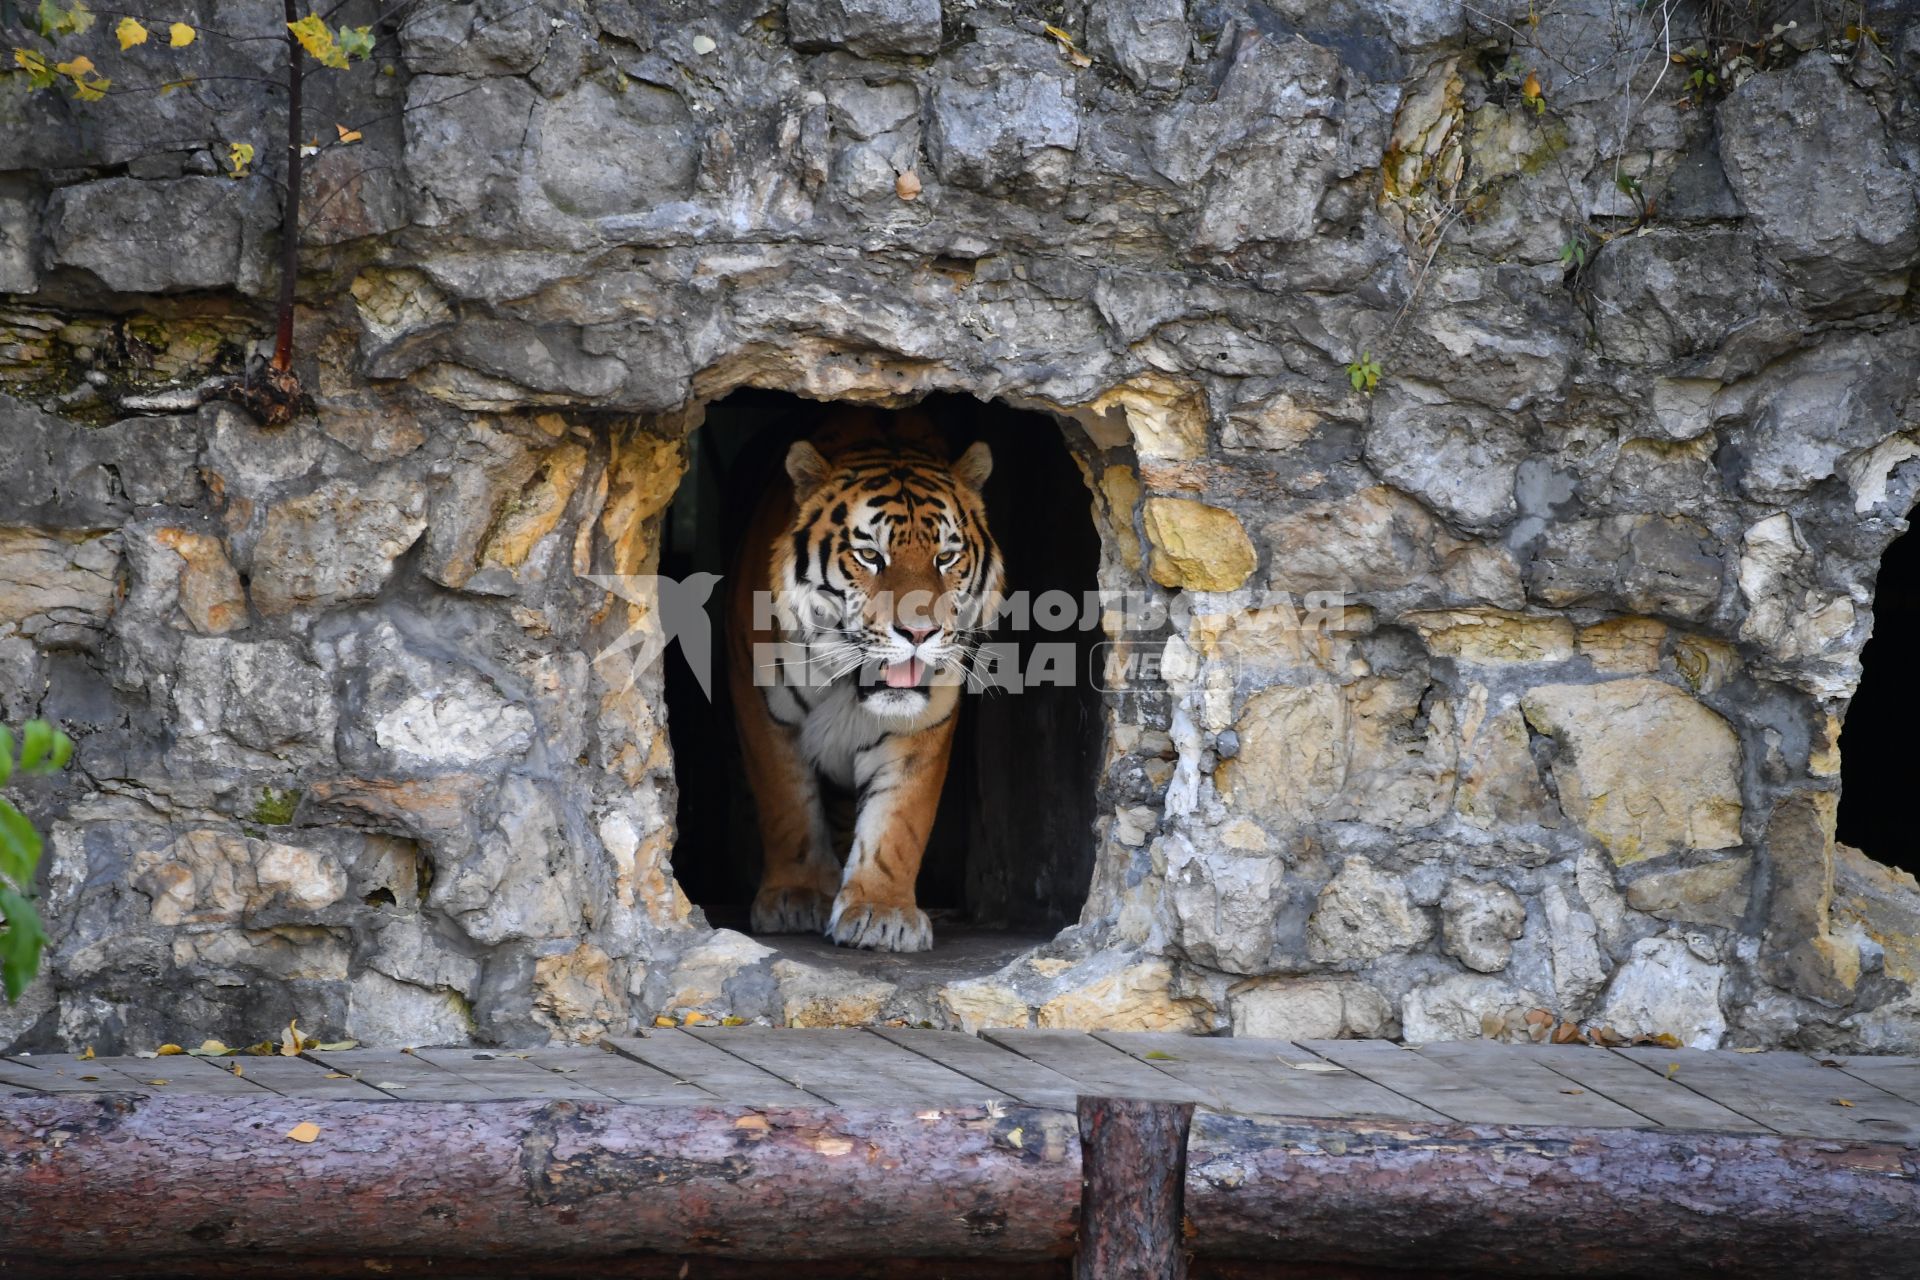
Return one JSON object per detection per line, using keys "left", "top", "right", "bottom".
{"left": 953, "top": 441, "right": 993, "bottom": 490}
{"left": 786, "top": 441, "right": 831, "bottom": 501}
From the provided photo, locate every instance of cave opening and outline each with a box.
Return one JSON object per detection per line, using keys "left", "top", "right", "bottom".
{"left": 1838, "top": 524, "right": 1920, "bottom": 878}
{"left": 658, "top": 389, "right": 1107, "bottom": 958}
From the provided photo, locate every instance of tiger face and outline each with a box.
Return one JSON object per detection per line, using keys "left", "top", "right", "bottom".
{"left": 773, "top": 434, "right": 1004, "bottom": 722}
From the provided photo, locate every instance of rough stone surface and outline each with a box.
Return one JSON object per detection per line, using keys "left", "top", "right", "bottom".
{"left": 1, "top": 1, "right": 1918, "bottom": 1053}
{"left": 1439, "top": 878, "right": 1525, "bottom": 974}
{"left": 1307, "top": 857, "right": 1432, "bottom": 964}
{"left": 1522, "top": 679, "right": 1743, "bottom": 865}
{"left": 1596, "top": 936, "right": 1729, "bottom": 1050}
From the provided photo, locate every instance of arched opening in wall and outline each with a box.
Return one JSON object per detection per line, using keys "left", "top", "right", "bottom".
{"left": 1838, "top": 525, "right": 1920, "bottom": 878}
{"left": 658, "top": 389, "right": 1106, "bottom": 969}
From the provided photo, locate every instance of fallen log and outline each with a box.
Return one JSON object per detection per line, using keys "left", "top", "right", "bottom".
{"left": 1187, "top": 1112, "right": 1920, "bottom": 1279}
{"left": 0, "top": 1093, "right": 1079, "bottom": 1269}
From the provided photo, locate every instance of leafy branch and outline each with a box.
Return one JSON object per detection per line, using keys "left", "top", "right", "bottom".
{"left": 0, "top": 721, "right": 75, "bottom": 1003}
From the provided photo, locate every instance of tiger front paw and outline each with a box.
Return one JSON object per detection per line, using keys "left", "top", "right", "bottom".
{"left": 751, "top": 884, "right": 835, "bottom": 934}
{"left": 827, "top": 891, "right": 932, "bottom": 952}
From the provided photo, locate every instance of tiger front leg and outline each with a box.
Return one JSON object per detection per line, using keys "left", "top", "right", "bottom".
{"left": 828, "top": 725, "right": 955, "bottom": 952}
{"left": 737, "top": 695, "right": 841, "bottom": 935}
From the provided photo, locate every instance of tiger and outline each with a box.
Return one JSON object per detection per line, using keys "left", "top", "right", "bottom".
{"left": 724, "top": 407, "right": 1003, "bottom": 952}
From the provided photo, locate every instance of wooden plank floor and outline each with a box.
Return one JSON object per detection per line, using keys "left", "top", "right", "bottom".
{"left": 4, "top": 1030, "right": 1918, "bottom": 1141}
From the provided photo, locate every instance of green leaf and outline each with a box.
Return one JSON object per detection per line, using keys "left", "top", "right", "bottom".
{"left": 0, "top": 886, "right": 48, "bottom": 1003}
{"left": 48, "top": 730, "right": 72, "bottom": 770}
{"left": 337, "top": 25, "right": 375, "bottom": 61}
{"left": 19, "top": 720, "right": 50, "bottom": 772}
{"left": 0, "top": 800, "right": 37, "bottom": 888}
{"left": 0, "top": 726, "right": 11, "bottom": 787}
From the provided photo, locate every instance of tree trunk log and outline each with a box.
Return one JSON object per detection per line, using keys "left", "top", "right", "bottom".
{"left": 1187, "top": 1113, "right": 1920, "bottom": 1279}
{"left": 0, "top": 1095, "right": 1078, "bottom": 1268}
{"left": 1076, "top": 1096, "right": 1195, "bottom": 1280}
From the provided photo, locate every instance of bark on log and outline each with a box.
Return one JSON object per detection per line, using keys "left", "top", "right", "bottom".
{"left": 0, "top": 1094, "right": 1078, "bottom": 1268}
{"left": 1187, "top": 1113, "right": 1920, "bottom": 1279}
{"left": 1076, "top": 1096, "right": 1195, "bottom": 1280}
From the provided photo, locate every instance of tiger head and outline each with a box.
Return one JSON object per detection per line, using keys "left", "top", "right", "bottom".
{"left": 773, "top": 421, "right": 1004, "bottom": 720}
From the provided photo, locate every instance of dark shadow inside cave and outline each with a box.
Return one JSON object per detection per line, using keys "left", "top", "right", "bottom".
{"left": 1837, "top": 523, "right": 1920, "bottom": 878}
{"left": 659, "top": 389, "right": 1106, "bottom": 938}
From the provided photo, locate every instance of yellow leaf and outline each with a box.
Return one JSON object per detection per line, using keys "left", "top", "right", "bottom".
{"left": 54, "top": 55, "right": 94, "bottom": 77}
{"left": 72, "top": 74, "right": 107, "bottom": 101}
{"left": 720, "top": 1016, "right": 745, "bottom": 1027}
{"left": 1665, "top": 1063, "right": 1680, "bottom": 1079}
{"left": 280, "top": 1017, "right": 301, "bottom": 1057}
{"left": 653, "top": 1015, "right": 675, "bottom": 1028}
{"left": 155, "top": 1043, "right": 184, "bottom": 1056}
{"left": 196, "top": 1039, "right": 230, "bottom": 1055}
{"left": 335, "top": 123, "right": 362, "bottom": 144}
{"left": 286, "top": 1121, "right": 321, "bottom": 1143}
{"left": 287, "top": 13, "right": 347, "bottom": 70}
{"left": 79, "top": 1045, "right": 94, "bottom": 1060}
{"left": 681, "top": 1011, "right": 713, "bottom": 1025}
{"left": 323, "top": 1071, "right": 350, "bottom": 1079}
{"left": 115, "top": 16, "right": 146, "bottom": 49}
{"left": 230, "top": 1062, "right": 243, "bottom": 1077}
{"left": 1834, "top": 1097, "right": 1855, "bottom": 1108}
{"left": 169, "top": 22, "right": 195, "bottom": 48}
{"left": 313, "top": 1040, "right": 358, "bottom": 1051}
{"left": 1005, "top": 1126, "right": 1024, "bottom": 1148}
{"left": 146, "top": 1079, "right": 168, "bottom": 1086}
{"left": 1042, "top": 23, "right": 1074, "bottom": 46}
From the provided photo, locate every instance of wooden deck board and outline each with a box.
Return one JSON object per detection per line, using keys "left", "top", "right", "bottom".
{"left": 1818, "top": 1053, "right": 1920, "bottom": 1107}
{"left": 3, "top": 1033, "right": 1917, "bottom": 1144}
{"left": 1299, "top": 1038, "right": 1599, "bottom": 1126}
{"left": 870, "top": 1026, "right": 1088, "bottom": 1107}
{"left": 299, "top": 1048, "right": 501, "bottom": 1101}
{"left": 203, "top": 1052, "right": 391, "bottom": 1101}
{"left": 603, "top": 1031, "right": 818, "bottom": 1105}
{"left": 1409, "top": 1040, "right": 1660, "bottom": 1129}
{"left": 1614, "top": 1046, "right": 1920, "bottom": 1141}
{"left": 982, "top": 1029, "right": 1220, "bottom": 1106}
{"left": 686, "top": 1026, "right": 998, "bottom": 1106}
{"left": 514, "top": 1045, "right": 697, "bottom": 1103}
{"left": 1519, "top": 1043, "right": 1771, "bottom": 1132}
{"left": 1096, "top": 1031, "right": 1448, "bottom": 1122}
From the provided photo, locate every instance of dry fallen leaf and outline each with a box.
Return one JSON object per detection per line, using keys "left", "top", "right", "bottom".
{"left": 1287, "top": 1061, "right": 1346, "bottom": 1073}
{"left": 281, "top": 1019, "right": 302, "bottom": 1057}
{"left": 156, "top": 1044, "right": 184, "bottom": 1056}
{"left": 286, "top": 1121, "right": 321, "bottom": 1143}
{"left": 1004, "top": 1126, "right": 1024, "bottom": 1149}
{"left": 79, "top": 1046, "right": 94, "bottom": 1060}
{"left": 1665, "top": 1063, "right": 1680, "bottom": 1080}
{"left": 335, "top": 123, "right": 362, "bottom": 144}
{"left": 653, "top": 1016, "right": 676, "bottom": 1028}
{"left": 734, "top": 1115, "right": 770, "bottom": 1133}
{"left": 1143, "top": 1050, "right": 1178, "bottom": 1061}
{"left": 1834, "top": 1098, "right": 1855, "bottom": 1108}
{"left": 146, "top": 1079, "right": 169, "bottom": 1087}
{"left": 324, "top": 1072, "right": 351, "bottom": 1080}
{"left": 895, "top": 170, "right": 921, "bottom": 200}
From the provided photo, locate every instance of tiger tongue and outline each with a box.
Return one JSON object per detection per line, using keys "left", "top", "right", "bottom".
{"left": 884, "top": 657, "right": 925, "bottom": 689}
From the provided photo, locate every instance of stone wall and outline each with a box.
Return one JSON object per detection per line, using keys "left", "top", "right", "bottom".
{"left": 4, "top": 0, "right": 1920, "bottom": 1052}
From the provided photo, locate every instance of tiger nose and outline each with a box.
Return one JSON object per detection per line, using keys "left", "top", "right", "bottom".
{"left": 895, "top": 623, "right": 935, "bottom": 645}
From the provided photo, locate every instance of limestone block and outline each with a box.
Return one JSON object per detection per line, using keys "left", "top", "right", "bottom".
{"left": 1624, "top": 857, "right": 1752, "bottom": 930}
{"left": 773, "top": 959, "right": 894, "bottom": 1027}
{"left": 0, "top": 528, "right": 119, "bottom": 639}
{"left": 250, "top": 476, "right": 428, "bottom": 616}
{"left": 1541, "top": 883, "right": 1609, "bottom": 1018}
{"left": 1521, "top": 678, "right": 1742, "bottom": 864}
{"left": 1142, "top": 497, "right": 1255, "bottom": 591}
{"left": 1596, "top": 936, "right": 1728, "bottom": 1049}
{"left": 1307, "top": 856, "right": 1432, "bottom": 964}
{"left": 1035, "top": 959, "right": 1210, "bottom": 1032}
{"left": 1439, "top": 878, "right": 1525, "bottom": 973}
{"left": 171, "top": 638, "right": 337, "bottom": 771}
{"left": 1227, "top": 977, "right": 1394, "bottom": 1039}
{"left": 1400, "top": 973, "right": 1545, "bottom": 1043}
{"left": 788, "top": 0, "right": 941, "bottom": 57}
{"left": 1718, "top": 58, "right": 1919, "bottom": 313}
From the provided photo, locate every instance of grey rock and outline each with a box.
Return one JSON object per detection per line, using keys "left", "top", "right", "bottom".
{"left": 788, "top": 0, "right": 941, "bottom": 58}
{"left": 926, "top": 31, "right": 1080, "bottom": 198}
{"left": 1086, "top": 0, "right": 1189, "bottom": 92}
{"left": 46, "top": 177, "right": 272, "bottom": 295}
{"left": 170, "top": 638, "right": 337, "bottom": 772}
{"left": 1439, "top": 878, "right": 1525, "bottom": 973}
{"left": 533, "top": 82, "right": 698, "bottom": 220}
{"left": 1365, "top": 383, "right": 1528, "bottom": 531}
{"left": 1307, "top": 856, "right": 1432, "bottom": 964}
{"left": 1596, "top": 935, "right": 1728, "bottom": 1049}
{"left": 1718, "top": 58, "right": 1920, "bottom": 314}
